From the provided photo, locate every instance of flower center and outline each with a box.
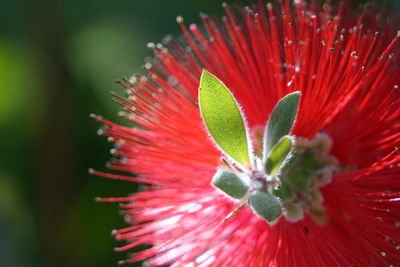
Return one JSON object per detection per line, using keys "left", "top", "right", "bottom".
{"left": 272, "top": 133, "right": 338, "bottom": 224}
{"left": 223, "top": 131, "right": 339, "bottom": 225}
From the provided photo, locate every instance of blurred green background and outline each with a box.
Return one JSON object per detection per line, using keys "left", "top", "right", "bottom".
{"left": 0, "top": 0, "right": 397, "bottom": 266}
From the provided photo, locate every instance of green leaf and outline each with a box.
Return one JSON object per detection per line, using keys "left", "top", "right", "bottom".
{"left": 199, "top": 70, "right": 251, "bottom": 167}
{"left": 248, "top": 190, "right": 282, "bottom": 222}
{"left": 263, "top": 91, "right": 301, "bottom": 158}
{"left": 212, "top": 168, "right": 249, "bottom": 199}
{"left": 265, "top": 135, "right": 293, "bottom": 176}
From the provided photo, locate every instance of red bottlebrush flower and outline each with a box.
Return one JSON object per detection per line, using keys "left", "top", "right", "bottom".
{"left": 91, "top": 1, "right": 400, "bottom": 266}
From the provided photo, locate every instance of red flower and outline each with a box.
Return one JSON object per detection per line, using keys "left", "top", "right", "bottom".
{"left": 91, "top": 1, "right": 400, "bottom": 266}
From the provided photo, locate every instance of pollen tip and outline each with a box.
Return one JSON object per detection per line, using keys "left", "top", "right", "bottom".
{"left": 146, "top": 42, "right": 155, "bottom": 49}
{"left": 267, "top": 2, "right": 273, "bottom": 11}
{"left": 128, "top": 75, "right": 137, "bottom": 84}
{"left": 222, "top": 2, "right": 227, "bottom": 8}
{"left": 95, "top": 197, "right": 102, "bottom": 202}
{"left": 199, "top": 12, "right": 208, "bottom": 19}
{"left": 111, "top": 229, "right": 118, "bottom": 235}
{"left": 176, "top": 15, "right": 184, "bottom": 23}
{"left": 90, "top": 113, "right": 102, "bottom": 120}
{"left": 114, "top": 247, "right": 121, "bottom": 252}
{"left": 118, "top": 111, "right": 126, "bottom": 117}
{"left": 189, "top": 23, "right": 197, "bottom": 31}
{"left": 88, "top": 168, "right": 95, "bottom": 174}
{"left": 125, "top": 89, "right": 132, "bottom": 96}
{"left": 127, "top": 95, "right": 137, "bottom": 101}
{"left": 117, "top": 260, "right": 126, "bottom": 265}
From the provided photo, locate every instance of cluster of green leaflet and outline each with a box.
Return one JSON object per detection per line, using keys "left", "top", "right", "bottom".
{"left": 199, "top": 70, "right": 301, "bottom": 223}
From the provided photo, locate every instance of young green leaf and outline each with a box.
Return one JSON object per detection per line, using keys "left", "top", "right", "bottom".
{"left": 248, "top": 190, "right": 282, "bottom": 222}
{"left": 265, "top": 135, "right": 293, "bottom": 176}
{"left": 212, "top": 168, "right": 249, "bottom": 199}
{"left": 263, "top": 91, "right": 301, "bottom": 158}
{"left": 199, "top": 70, "right": 252, "bottom": 167}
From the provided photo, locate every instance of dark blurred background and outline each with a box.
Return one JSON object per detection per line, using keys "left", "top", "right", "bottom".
{"left": 0, "top": 0, "right": 397, "bottom": 266}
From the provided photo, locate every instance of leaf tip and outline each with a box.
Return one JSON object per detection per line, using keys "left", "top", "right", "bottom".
{"left": 288, "top": 90, "right": 301, "bottom": 101}
{"left": 200, "top": 69, "right": 212, "bottom": 84}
